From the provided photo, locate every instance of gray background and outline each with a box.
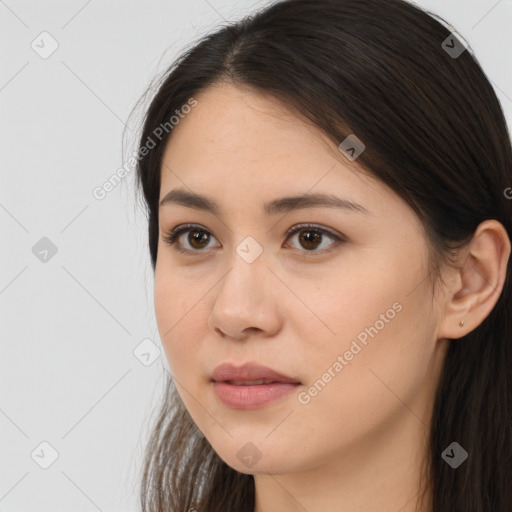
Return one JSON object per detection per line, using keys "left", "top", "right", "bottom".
{"left": 1, "top": 0, "right": 511, "bottom": 510}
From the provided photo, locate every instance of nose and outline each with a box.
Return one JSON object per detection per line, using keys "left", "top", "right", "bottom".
{"left": 207, "top": 256, "right": 283, "bottom": 341}
{"left": 213, "top": 325, "right": 263, "bottom": 340}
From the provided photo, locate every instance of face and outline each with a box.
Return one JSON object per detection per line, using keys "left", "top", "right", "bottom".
{"left": 154, "top": 83, "right": 448, "bottom": 475}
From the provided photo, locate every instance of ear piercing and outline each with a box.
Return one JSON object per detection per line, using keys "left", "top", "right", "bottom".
{"left": 459, "top": 320, "right": 465, "bottom": 327}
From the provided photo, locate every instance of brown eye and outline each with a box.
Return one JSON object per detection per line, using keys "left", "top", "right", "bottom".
{"left": 162, "top": 223, "right": 345, "bottom": 256}
{"left": 285, "top": 224, "right": 344, "bottom": 253}
{"left": 186, "top": 230, "right": 210, "bottom": 250}
{"left": 162, "top": 224, "right": 219, "bottom": 253}
{"left": 296, "top": 230, "right": 323, "bottom": 250}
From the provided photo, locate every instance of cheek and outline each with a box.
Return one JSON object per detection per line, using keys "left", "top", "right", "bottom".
{"left": 153, "top": 262, "right": 199, "bottom": 332}
{"left": 298, "top": 262, "right": 433, "bottom": 400}
{"left": 291, "top": 299, "right": 433, "bottom": 451}
{"left": 291, "top": 266, "right": 396, "bottom": 362}
{"left": 153, "top": 270, "right": 205, "bottom": 375}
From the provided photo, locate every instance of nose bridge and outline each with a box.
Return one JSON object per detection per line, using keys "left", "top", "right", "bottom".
{"left": 208, "top": 242, "right": 281, "bottom": 337}
{"left": 219, "top": 240, "right": 269, "bottom": 306}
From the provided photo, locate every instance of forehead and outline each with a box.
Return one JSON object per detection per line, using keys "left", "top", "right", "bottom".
{"left": 163, "top": 83, "right": 336, "bottom": 166}
{"left": 158, "top": 83, "right": 401, "bottom": 219}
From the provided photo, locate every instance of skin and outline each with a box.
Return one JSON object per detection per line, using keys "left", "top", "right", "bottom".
{"left": 153, "top": 82, "right": 510, "bottom": 512}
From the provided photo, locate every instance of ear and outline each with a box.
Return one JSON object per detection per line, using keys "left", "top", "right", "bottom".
{"left": 437, "top": 219, "right": 511, "bottom": 340}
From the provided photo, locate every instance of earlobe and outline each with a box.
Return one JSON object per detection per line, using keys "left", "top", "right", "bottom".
{"left": 437, "top": 220, "right": 511, "bottom": 341}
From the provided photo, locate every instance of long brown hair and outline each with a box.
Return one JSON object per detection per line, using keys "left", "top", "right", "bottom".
{"left": 131, "top": 1, "right": 512, "bottom": 510}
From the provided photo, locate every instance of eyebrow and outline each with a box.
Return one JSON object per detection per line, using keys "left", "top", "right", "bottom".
{"left": 159, "top": 188, "right": 370, "bottom": 216}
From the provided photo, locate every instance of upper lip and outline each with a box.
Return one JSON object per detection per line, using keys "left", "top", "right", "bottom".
{"left": 211, "top": 362, "right": 301, "bottom": 384}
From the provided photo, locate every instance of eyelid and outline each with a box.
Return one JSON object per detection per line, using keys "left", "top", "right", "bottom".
{"left": 162, "top": 222, "right": 345, "bottom": 255}
{"left": 284, "top": 223, "right": 342, "bottom": 241}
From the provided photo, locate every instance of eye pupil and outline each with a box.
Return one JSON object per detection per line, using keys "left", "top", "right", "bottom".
{"left": 189, "top": 230, "right": 209, "bottom": 249}
{"left": 299, "top": 230, "right": 322, "bottom": 250}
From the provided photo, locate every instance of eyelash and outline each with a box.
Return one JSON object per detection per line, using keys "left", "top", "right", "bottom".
{"left": 161, "top": 223, "right": 345, "bottom": 256}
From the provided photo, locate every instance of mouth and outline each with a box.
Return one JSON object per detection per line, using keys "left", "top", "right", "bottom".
{"left": 210, "top": 361, "right": 302, "bottom": 385}
{"left": 223, "top": 379, "right": 285, "bottom": 386}
{"left": 211, "top": 380, "right": 301, "bottom": 409}
{"left": 209, "top": 362, "right": 302, "bottom": 409}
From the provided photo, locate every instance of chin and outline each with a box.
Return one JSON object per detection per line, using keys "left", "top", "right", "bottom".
{"left": 213, "top": 443, "right": 300, "bottom": 476}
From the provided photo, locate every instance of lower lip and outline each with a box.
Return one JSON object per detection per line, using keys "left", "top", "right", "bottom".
{"left": 212, "top": 381, "right": 300, "bottom": 409}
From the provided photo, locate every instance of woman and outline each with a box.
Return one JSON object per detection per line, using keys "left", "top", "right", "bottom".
{"left": 131, "top": 0, "right": 512, "bottom": 510}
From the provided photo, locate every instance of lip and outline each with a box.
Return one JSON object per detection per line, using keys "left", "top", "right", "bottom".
{"left": 212, "top": 381, "right": 300, "bottom": 409}
{"left": 210, "top": 362, "right": 302, "bottom": 410}
{"left": 210, "top": 362, "right": 301, "bottom": 385}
